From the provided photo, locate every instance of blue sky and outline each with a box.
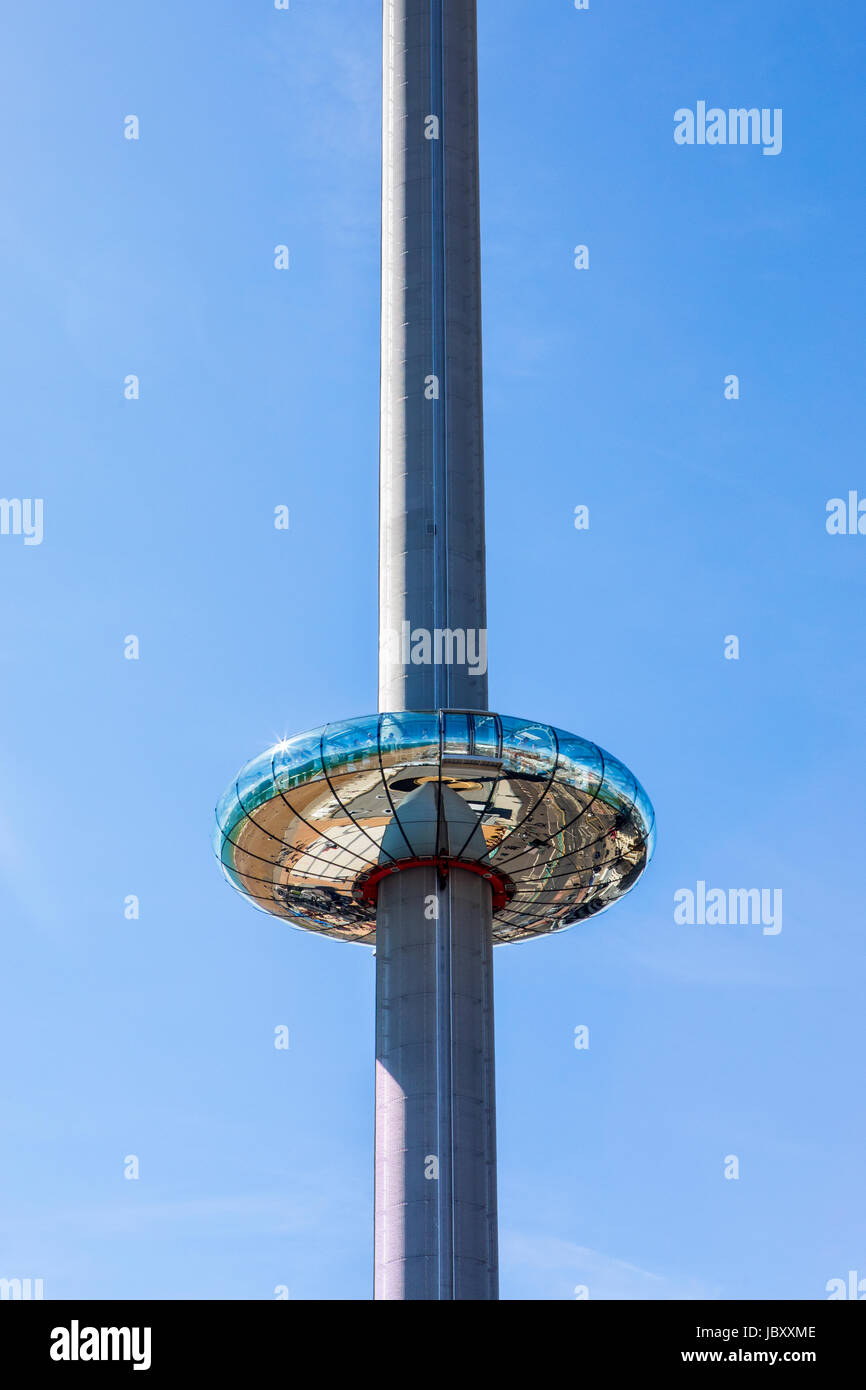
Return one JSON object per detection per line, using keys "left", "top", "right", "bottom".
{"left": 0, "top": 0, "right": 864, "bottom": 1300}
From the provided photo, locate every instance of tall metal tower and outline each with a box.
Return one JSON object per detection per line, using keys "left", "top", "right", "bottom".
{"left": 376, "top": 0, "right": 495, "bottom": 1301}
{"left": 214, "top": 0, "right": 655, "bottom": 1302}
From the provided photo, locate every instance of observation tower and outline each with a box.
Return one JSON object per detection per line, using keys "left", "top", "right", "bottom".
{"left": 214, "top": 0, "right": 655, "bottom": 1301}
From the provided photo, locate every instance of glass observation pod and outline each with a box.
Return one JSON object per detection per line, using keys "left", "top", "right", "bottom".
{"left": 213, "top": 711, "right": 656, "bottom": 946}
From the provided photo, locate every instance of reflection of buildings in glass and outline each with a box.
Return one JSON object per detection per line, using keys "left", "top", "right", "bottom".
{"left": 215, "top": 711, "right": 654, "bottom": 945}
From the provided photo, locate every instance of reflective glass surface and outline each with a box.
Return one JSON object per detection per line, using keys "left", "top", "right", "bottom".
{"left": 214, "top": 710, "right": 655, "bottom": 946}
{"left": 272, "top": 730, "right": 325, "bottom": 792}
{"left": 379, "top": 711, "right": 439, "bottom": 767}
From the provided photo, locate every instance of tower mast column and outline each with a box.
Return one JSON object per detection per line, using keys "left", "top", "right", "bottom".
{"left": 375, "top": 0, "right": 498, "bottom": 1300}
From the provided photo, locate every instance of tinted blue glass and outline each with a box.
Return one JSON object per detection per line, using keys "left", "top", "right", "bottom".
{"left": 379, "top": 711, "right": 439, "bottom": 765}
{"left": 442, "top": 711, "right": 471, "bottom": 755}
{"left": 468, "top": 713, "right": 501, "bottom": 760}
{"left": 630, "top": 772, "right": 655, "bottom": 842}
{"left": 552, "top": 730, "right": 604, "bottom": 794}
{"left": 212, "top": 814, "right": 228, "bottom": 860}
{"left": 215, "top": 782, "right": 242, "bottom": 839}
{"left": 597, "top": 748, "right": 637, "bottom": 814}
{"left": 321, "top": 717, "right": 381, "bottom": 776}
{"left": 500, "top": 717, "right": 557, "bottom": 778}
{"left": 216, "top": 855, "right": 241, "bottom": 888}
{"left": 272, "top": 729, "right": 325, "bottom": 791}
{"left": 236, "top": 748, "right": 281, "bottom": 815}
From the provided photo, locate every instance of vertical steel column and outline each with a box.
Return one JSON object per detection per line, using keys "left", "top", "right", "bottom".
{"left": 375, "top": 864, "right": 498, "bottom": 1300}
{"left": 379, "top": 0, "right": 488, "bottom": 714}
{"left": 375, "top": 1, "right": 497, "bottom": 1298}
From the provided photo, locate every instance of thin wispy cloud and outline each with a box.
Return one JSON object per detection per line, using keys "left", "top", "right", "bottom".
{"left": 501, "top": 1231, "right": 715, "bottom": 1301}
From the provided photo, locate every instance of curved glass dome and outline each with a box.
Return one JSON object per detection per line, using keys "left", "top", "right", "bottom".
{"left": 213, "top": 711, "right": 655, "bottom": 946}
